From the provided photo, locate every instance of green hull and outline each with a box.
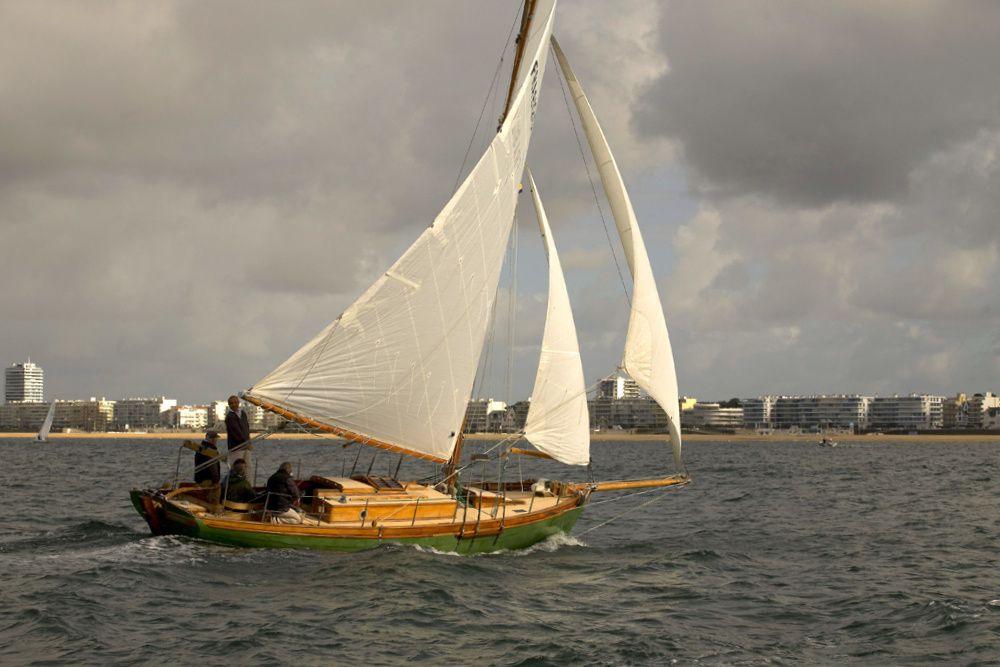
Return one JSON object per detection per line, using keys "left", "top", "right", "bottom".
{"left": 131, "top": 489, "right": 584, "bottom": 554}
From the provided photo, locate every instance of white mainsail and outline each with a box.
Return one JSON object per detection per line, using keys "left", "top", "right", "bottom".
{"left": 552, "top": 36, "right": 683, "bottom": 470}
{"left": 523, "top": 170, "right": 589, "bottom": 466}
{"left": 36, "top": 402, "right": 55, "bottom": 442}
{"left": 247, "top": 1, "right": 559, "bottom": 463}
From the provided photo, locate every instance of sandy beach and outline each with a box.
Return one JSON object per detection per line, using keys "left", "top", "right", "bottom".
{"left": 6, "top": 431, "right": 1000, "bottom": 443}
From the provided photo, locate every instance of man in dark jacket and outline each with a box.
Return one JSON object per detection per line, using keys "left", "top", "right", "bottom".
{"left": 225, "top": 394, "right": 252, "bottom": 468}
{"left": 194, "top": 431, "right": 222, "bottom": 512}
{"left": 223, "top": 458, "right": 255, "bottom": 505}
{"left": 194, "top": 431, "right": 221, "bottom": 484}
{"left": 265, "top": 462, "right": 302, "bottom": 523}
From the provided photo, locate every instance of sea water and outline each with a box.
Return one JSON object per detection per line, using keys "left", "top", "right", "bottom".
{"left": 1, "top": 437, "right": 999, "bottom": 665}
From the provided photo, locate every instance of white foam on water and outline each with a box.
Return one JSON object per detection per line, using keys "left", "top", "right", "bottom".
{"left": 398, "top": 531, "right": 587, "bottom": 558}
{"left": 514, "top": 531, "right": 587, "bottom": 555}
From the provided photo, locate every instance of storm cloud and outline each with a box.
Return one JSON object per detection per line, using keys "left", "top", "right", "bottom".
{"left": 0, "top": 1, "right": 996, "bottom": 405}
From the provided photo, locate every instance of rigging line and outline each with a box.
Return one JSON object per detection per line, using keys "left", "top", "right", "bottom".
{"left": 448, "top": 433, "right": 523, "bottom": 477}
{"left": 551, "top": 43, "right": 631, "bottom": 308}
{"left": 451, "top": 0, "right": 525, "bottom": 195}
{"left": 576, "top": 483, "right": 685, "bottom": 536}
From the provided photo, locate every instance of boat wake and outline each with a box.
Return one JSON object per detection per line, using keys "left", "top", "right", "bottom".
{"left": 515, "top": 531, "right": 587, "bottom": 555}
{"left": 402, "top": 531, "right": 587, "bottom": 558}
{"left": 0, "top": 520, "right": 136, "bottom": 556}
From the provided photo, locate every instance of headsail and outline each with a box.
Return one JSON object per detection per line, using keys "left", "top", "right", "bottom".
{"left": 551, "top": 36, "right": 683, "bottom": 470}
{"left": 522, "top": 170, "right": 589, "bottom": 466}
{"left": 246, "top": 1, "right": 559, "bottom": 463}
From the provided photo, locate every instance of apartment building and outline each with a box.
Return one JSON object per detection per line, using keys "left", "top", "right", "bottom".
{"left": 0, "top": 398, "right": 115, "bottom": 432}
{"left": 113, "top": 397, "right": 177, "bottom": 431}
{"left": 868, "top": 395, "right": 944, "bottom": 430}
{"left": 771, "top": 395, "right": 870, "bottom": 431}
{"left": 5, "top": 362, "right": 44, "bottom": 403}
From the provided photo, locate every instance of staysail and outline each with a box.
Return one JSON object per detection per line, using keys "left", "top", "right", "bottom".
{"left": 246, "top": 1, "right": 559, "bottom": 463}
{"left": 522, "top": 170, "right": 590, "bottom": 466}
{"left": 552, "top": 36, "right": 683, "bottom": 470}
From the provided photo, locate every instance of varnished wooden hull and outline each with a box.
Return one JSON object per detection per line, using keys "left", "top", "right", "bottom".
{"left": 130, "top": 488, "right": 585, "bottom": 554}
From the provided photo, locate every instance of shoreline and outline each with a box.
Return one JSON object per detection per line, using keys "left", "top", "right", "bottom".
{"left": 4, "top": 431, "right": 999, "bottom": 443}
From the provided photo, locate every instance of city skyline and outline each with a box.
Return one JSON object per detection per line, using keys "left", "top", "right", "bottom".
{"left": 3, "top": 359, "right": 993, "bottom": 408}
{"left": 0, "top": 3, "right": 997, "bottom": 405}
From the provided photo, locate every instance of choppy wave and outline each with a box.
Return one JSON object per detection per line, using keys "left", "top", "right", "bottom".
{"left": 2, "top": 438, "right": 1000, "bottom": 665}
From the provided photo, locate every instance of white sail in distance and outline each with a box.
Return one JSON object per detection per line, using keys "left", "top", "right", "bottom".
{"left": 37, "top": 402, "right": 55, "bottom": 441}
{"left": 523, "top": 170, "right": 590, "bottom": 466}
{"left": 552, "top": 36, "right": 683, "bottom": 470}
{"left": 246, "top": 2, "right": 559, "bottom": 463}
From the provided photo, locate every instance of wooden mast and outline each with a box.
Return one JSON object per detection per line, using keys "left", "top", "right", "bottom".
{"left": 499, "top": 0, "right": 538, "bottom": 128}
{"left": 443, "top": 427, "right": 465, "bottom": 495}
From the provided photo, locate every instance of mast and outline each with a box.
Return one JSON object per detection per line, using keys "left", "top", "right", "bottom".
{"left": 442, "top": 425, "right": 465, "bottom": 494}
{"left": 499, "top": 0, "right": 538, "bottom": 127}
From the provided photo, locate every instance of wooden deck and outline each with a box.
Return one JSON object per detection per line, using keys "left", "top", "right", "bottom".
{"left": 166, "top": 476, "right": 576, "bottom": 531}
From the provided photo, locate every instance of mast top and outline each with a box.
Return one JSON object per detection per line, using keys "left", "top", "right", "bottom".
{"left": 499, "top": 0, "right": 538, "bottom": 129}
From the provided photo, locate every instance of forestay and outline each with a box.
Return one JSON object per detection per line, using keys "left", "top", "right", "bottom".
{"left": 523, "top": 170, "right": 590, "bottom": 466}
{"left": 552, "top": 36, "right": 683, "bottom": 470}
{"left": 247, "top": 1, "right": 559, "bottom": 463}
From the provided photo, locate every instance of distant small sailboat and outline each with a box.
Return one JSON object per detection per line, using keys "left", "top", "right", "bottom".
{"left": 132, "top": 0, "right": 688, "bottom": 553}
{"left": 36, "top": 402, "right": 55, "bottom": 442}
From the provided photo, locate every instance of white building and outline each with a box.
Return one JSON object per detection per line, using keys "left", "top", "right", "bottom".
{"left": 967, "top": 393, "right": 1000, "bottom": 429}
{"left": 772, "top": 395, "right": 870, "bottom": 431}
{"left": 172, "top": 405, "right": 210, "bottom": 431}
{"left": 0, "top": 398, "right": 114, "bottom": 432}
{"left": 868, "top": 395, "right": 944, "bottom": 431}
{"left": 685, "top": 403, "right": 744, "bottom": 430}
{"left": 5, "top": 361, "right": 44, "bottom": 403}
{"left": 208, "top": 400, "right": 229, "bottom": 427}
{"left": 597, "top": 372, "right": 640, "bottom": 400}
{"left": 113, "top": 397, "right": 177, "bottom": 431}
{"left": 742, "top": 396, "right": 777, "bottom": 428}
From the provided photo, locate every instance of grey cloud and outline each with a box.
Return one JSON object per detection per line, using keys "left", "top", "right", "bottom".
{"left": 2, "top": 1, "right": 995, "bottom": 406}
{"left": 636, "top": 1, "right": 1000, "bottom": 206}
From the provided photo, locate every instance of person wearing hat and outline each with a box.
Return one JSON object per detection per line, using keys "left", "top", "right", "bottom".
{"left": 195, "top": 430, "right": 222, "bottom": 512}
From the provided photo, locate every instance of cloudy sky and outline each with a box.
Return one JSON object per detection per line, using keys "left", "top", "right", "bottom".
{"left": 1, "top": 0, "right": 997, "bottom": 405}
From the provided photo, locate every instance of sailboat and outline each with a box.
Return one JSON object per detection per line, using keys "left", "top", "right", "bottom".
{"left": 131, "top": 0, "right": 688, "bottom": 553}
{"left": 36, "top": 402, "right": 56, "bottom": 443}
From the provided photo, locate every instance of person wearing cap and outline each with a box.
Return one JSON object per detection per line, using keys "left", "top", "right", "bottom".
{"left": 195, "top": 430, "right": 222, "bottom": 512}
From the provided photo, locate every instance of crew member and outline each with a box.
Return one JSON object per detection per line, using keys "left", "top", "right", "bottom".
{"left": 223, "top": 458, "right": 255, "bottom": 505}
{"left": 265, "top": 461, "right": 302, "bottom": 523}
{"left": 194, "top": 430, "right": 222, "bottom": 512}
{"left": 225, "top": 394, "right": 252, "bottom": 468}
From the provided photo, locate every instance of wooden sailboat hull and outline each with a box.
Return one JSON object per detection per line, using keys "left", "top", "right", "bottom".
{"left": 130, "top": 489, "right": 585, "bottom": 554}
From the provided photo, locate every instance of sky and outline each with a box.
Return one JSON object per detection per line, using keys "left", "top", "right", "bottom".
{"left": 1, "top": 0, "right": 997, "bottom": 405}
